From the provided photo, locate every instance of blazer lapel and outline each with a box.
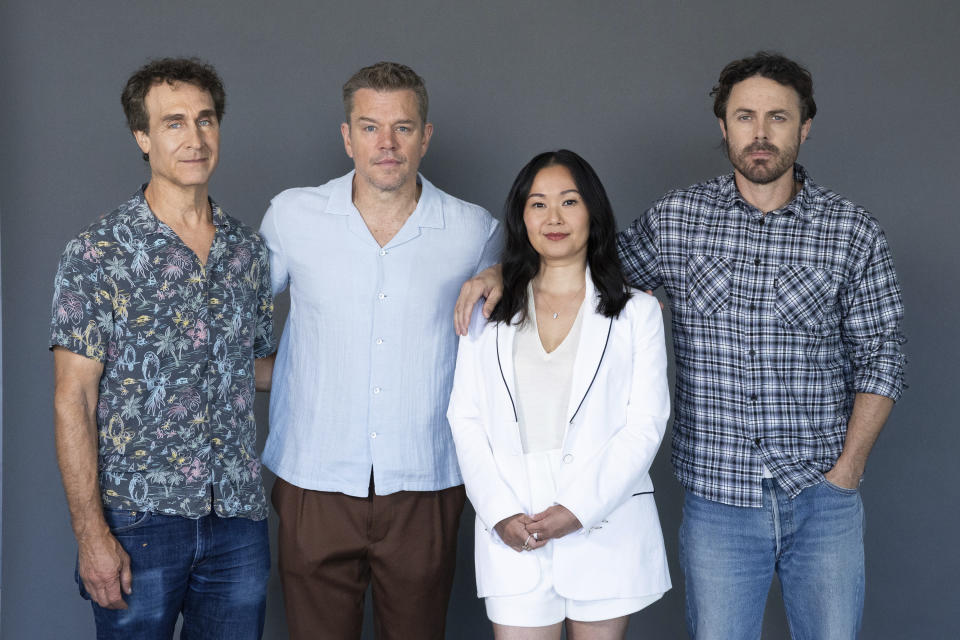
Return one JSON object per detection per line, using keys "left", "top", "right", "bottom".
{"left": 495, "top": 319, "right": 519, "bottom": 422}
{"left": 567, "top": 272, "right": 613, "bottom": 423}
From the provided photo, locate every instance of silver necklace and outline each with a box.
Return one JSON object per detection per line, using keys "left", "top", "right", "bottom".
{"left": 536, "top": 283, "right": 585, "bottom": 320}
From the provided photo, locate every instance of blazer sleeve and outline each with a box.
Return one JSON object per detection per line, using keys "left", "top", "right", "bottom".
{"left": 447, "top": 308, "right": 527, "bottom": 535}
{"left": 554, "top": 295, "right": 671, "bottom": 530}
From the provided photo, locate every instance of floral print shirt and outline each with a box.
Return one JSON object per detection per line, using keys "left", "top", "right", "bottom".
{"left": 50, "top": 187, "right": 275, "bottom": 520}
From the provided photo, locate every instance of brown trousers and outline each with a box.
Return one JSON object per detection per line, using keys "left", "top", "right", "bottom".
{"left": 272, "top": 476, "right": 465, "bottom": 640}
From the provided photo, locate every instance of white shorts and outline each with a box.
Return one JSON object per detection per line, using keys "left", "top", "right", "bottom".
{"left": 484, "top": 450, "right": 665, "bottom": 627}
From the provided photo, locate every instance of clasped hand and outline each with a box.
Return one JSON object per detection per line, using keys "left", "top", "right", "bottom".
{"left": 494, "top": 505, "right": 582, "bottom": 553}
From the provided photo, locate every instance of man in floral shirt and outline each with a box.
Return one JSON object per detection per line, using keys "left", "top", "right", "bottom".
{"left": 50, "top": 58, "right": 274, "bottom": 639}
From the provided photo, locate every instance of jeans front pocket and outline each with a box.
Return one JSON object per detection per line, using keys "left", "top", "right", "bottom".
{"left": 821, "top": 478, "right": 860, "bottom": 496}
{"left": 687, "top": 255, "right": 731, "bottom": 316}
{"left": 103, "top": 507, "right": 153, "bottom": 534}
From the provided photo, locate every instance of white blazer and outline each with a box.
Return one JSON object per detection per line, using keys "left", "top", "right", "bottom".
{"left": 447, "top": 276, "right": 672, "bottom": 601}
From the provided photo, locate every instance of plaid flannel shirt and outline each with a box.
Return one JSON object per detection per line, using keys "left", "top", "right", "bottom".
{"left": 617, "top": 165, "right": 905, "bottom": 507}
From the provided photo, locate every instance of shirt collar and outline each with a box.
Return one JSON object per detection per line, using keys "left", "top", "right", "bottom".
{"left": 719, "top": 164, "right": 820, "bottom": 222}
{"left": 325, "top": 170, "right": 445, "bottom": 229}
{"left": 131, "top": 183, "right": 232, "bottom": 237}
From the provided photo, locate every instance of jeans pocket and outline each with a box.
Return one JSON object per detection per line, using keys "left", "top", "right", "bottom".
{"left": 822, "top": 478, "right": 859, "bottom": 495}
{"left": 103, "top": 507, "right": 153, "bottom": 534}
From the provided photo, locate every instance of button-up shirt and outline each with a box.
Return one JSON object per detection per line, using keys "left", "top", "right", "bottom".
{"left": 617, "top": 165, "right": 905, "bottom": 507}
{"left": 50, "top": 187, "right": 275, "bottom": 519}
{"left": 260, "top": 172, "right": 502, "bottom": 497}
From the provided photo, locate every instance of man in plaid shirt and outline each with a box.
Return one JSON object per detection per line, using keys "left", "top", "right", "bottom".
{"left": 456, "top": 52, "right": 904, "bottom": 638}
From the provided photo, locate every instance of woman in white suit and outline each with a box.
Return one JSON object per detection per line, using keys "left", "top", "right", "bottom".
{"left": 447, "top": 150, "right": 671, "bottom": 639}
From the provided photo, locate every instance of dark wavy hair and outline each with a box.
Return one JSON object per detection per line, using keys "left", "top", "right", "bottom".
{"left": 489, "top": 150, "right": 631, "bottom": 325}
{"left": 121, "top": 57, "right": 225, "bottom": 161}
{"left": 711, "top": 51, "right": 816, "bottom": 122}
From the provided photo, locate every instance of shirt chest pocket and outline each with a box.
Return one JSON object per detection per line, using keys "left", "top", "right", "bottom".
{"left": 774, "top": 264, "right": 838, "bottom": 329}
{"left": 686, "top": 255, "right": 731, "bottom": 316}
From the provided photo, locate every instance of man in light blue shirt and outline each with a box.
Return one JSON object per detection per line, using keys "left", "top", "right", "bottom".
{"left": 258, "top": 62, "right": 501, "bottom": 639}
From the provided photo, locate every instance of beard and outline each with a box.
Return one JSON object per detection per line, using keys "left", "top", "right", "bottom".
{"left": 727, "top": 137, "right": 799, "bottom": 186}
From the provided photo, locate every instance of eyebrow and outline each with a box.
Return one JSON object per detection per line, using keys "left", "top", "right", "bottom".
{"left": 160, "top": 109, "right": 217, "bottom": 123}
{"left": 355, "top": 116, "right": 417, "bottom": 126}
{"left": 733, "top": 107, "right": 791, "bottom": 116}
{"left": 527, "top": 189, "right": 581, "bottom": 199}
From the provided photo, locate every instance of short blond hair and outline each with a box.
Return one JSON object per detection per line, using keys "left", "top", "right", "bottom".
{"left": 342, "top": 61, "right": 428, "bottom": 125}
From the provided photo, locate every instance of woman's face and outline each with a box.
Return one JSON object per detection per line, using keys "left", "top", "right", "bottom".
{"left": 522, "top": 164, "right": 590, "bottom": 266}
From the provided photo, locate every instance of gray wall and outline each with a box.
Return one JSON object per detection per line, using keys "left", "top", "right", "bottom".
{"left": 2, "top": 1, "right": 957, "bottom": 637}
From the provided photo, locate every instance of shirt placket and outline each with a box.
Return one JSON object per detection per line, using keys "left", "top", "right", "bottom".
{"left": 367, "top": 244, "right": 393, "bottom": 486}
{"left": 196, "top": 244, "right": 217, "bottom": 515}
{"left": 742, "top": 205, "right": 769, "bottom": 479}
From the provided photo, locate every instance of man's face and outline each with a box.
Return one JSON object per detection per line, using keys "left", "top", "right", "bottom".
{"left": 134, "top": 81, "right": 219, "bottom": 190}
{"left": 719, "top": 75, "right": 811, "bottom": 186}
{"left": 341, "top": 88, "right": 432, "bottom": 194}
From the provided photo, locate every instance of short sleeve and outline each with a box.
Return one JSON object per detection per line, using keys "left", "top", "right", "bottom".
{"left": 475, "top": 218, "right": 504, "bottom": 275}
{"left": 259, "top": 201, "right": 290, "bottom": 296}
{"left": 49, "top": 232, "right": 113, "bottom": 362}
{"left": 252, "top": 237, "right": 276, "bottom": 358}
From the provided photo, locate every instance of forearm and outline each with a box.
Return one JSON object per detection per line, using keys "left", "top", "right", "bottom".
{"left": 254, "top": 352, "right": 276, "bottom": 392}
{"left": 54, "top": 390, "right": 108, "bottom": 542}
{"left": 830, "top": 392, "right": 895, "bottom": 481}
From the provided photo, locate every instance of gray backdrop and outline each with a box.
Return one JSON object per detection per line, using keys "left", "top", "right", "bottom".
{"left": 2, "top": 1, "right": 957, "bottom": 638}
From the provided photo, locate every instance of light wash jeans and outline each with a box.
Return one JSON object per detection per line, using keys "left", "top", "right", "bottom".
{"left": 78, "top": 510, "right": 269, "bottom": 640}
{"left": 679, "top": 478, "right": 864, "bottom": 640}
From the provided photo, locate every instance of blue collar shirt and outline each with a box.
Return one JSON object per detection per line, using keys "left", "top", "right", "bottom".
{"left": 50, "top": 187, "right": 275, "bottom": 519}
{"left": 259, "top": 172, "right": 502, "bottom": 496}
{"left": 617, "top": 165, "right": 906, "bottom": 508}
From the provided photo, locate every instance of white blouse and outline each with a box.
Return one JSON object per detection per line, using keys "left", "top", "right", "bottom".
{"left": 513, "top": 287, "right": 585, "bottom": 454}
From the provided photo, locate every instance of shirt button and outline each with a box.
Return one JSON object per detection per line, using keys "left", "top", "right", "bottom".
{"left": 754, "top": 257, "right": 761, "bottom": 266}
{"left": 379, "top": 249, "right": 387, "bottom": 256}
{"left": 750, "top": 394, "right": 758, "bottom": 402}
{"left": 378, "top": 292, "right": 386, "bottom": 300}
{"left": 562, "top": 454, "right": 574, "bottom": 464}
{"left": 376, "top": 337, "right": 384, "bottom": 345}
{"left": 373, "top": 387, "right": 381, "bottom": 394}
{"left": 749, "top": 349, "right": 756, "bottom": 357}
{"left": 758, "top": 218, "right": 765, "bottom": 226}
{"left": 749, "top": 303, "right": 757, "bottom": 311}
{"left": 754, "top": 437, "right": 762, "bottom": 446}
{"left": 370, "top": 432, "right": 378, "bottom": 439}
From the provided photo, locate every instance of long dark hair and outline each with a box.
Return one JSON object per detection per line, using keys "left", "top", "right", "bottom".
{"left": 489, "top": 149, "right": 631, "bottom": 325}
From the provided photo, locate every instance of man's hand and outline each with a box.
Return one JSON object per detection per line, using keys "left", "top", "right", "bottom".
{"left": 824, "top": 465, "right": 861, "bottom": 490}
{"left": 824, "top": 392, "right": 895, "bottom": 490}
{"left": 525, "top": 504, "right": 582, "bottom": 542}
{"left": 494, "top": 513, "right": 547, "bottom": 553}
{"left": 78, "top": 530, "right": 132, "bottom": 609}
{"left": 454, "top": 265, "right": 503, "bottom": 336}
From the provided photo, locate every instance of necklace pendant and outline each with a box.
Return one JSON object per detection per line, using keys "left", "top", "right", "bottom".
{"left": 552, "top": 312, "right": 559, "bottom": 319}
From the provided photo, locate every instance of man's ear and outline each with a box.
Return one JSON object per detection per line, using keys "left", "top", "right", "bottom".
{"left": 718, "top": 117, "right": 727, "bottom": 142}
{"left": 340, "top": 122, "right": 353, "bottom": 159}
{"left": 134, "top": 129, "right": 151, "bottom": 156}
{"left": 799, "top": 118, "right": 812, "bottom": 145}
{"left": 420, "top": 122, "right": 433, "bottom": 157}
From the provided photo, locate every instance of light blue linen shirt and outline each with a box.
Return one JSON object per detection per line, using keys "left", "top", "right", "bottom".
{"left": 259, "top": 171, "right": 502, "bottom": 497}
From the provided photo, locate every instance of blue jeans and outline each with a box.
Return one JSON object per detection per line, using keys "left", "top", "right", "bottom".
{"left": 679, "top": 479, "right": 864, "bottom": 640}
{"left": 78, "top": 510, "right": 269, "bottom": 640}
